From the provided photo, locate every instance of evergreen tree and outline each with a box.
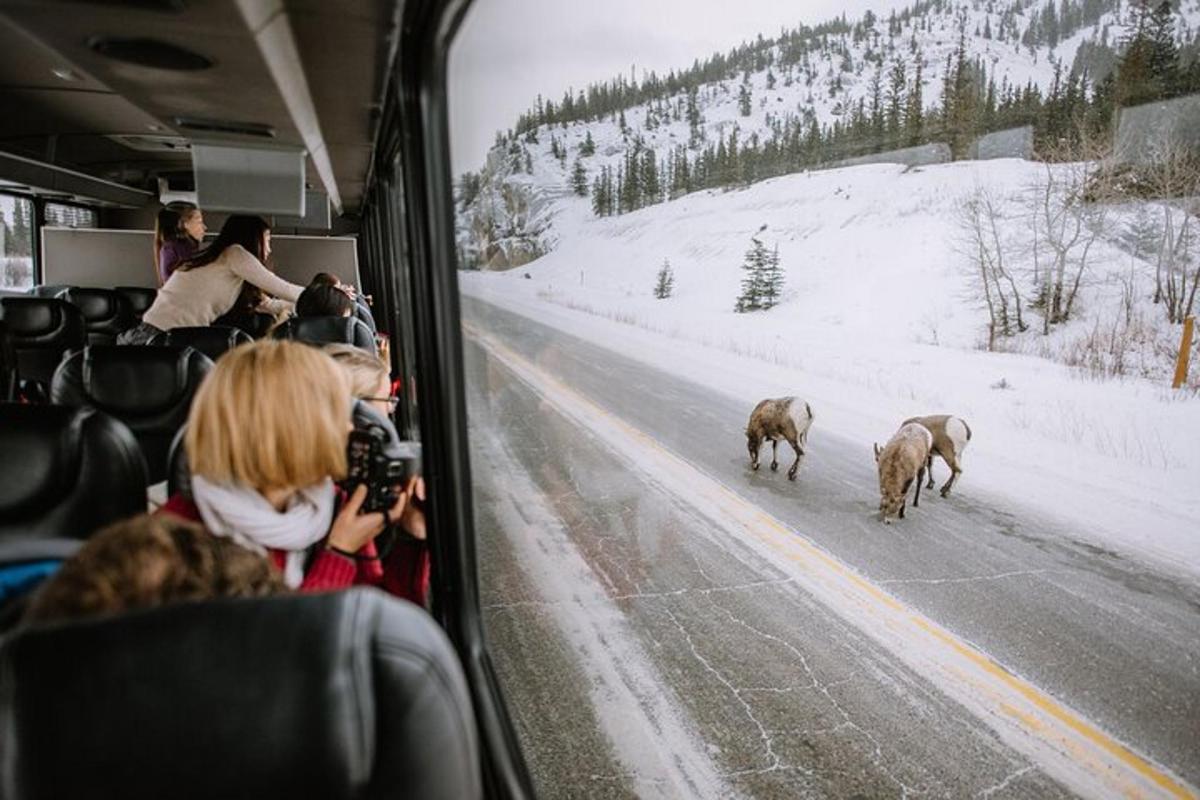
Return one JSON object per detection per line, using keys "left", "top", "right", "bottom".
{"left": 738, "top": 82, "right": 753, "bottom": 116}
{"left": 886, "top": 59, "right": 907, "bottom": 142}
{"left": 687, "top": 88, "right": 704, "bottom": 148}
{"left": 641, "top": 149, "right": 660, "bottom": 204}
{"left": 653, "top": 259, "right": 675, "bottom": 299}
{"left": 759, "top": 244, "right": 785, "bottom": 309}
{"left": 571, "top": 157, "right": 589, "bottom": 196}
{"left": 905, "top": 58, "right": 925, "bottom": 146}
{"left": 734, "top": 237, "right": 770, "bottom": 312}
{"left": 1147, "top": 0, "right": 1181, "bottom": 98}
{"left": 10, "top": 200, "right": 30, "bottom": 256}
{"left": 580, "top": 130, "right": 596, "bottom": 156}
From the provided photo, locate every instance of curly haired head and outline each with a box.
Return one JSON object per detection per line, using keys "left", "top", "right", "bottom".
{"left": 23, "top": 514, "right": 286, "bottom": 625}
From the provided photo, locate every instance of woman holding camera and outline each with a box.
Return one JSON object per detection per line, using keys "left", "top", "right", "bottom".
{"left": 158, "top": 340, "right": 428, "bottom": 601}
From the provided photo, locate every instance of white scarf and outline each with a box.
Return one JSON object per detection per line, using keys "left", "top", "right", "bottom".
{"left": 191, "top": 475, "right": 336, "bottom": 589}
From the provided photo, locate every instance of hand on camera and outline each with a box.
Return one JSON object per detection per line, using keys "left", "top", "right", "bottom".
{"left": 396, "top": 477, "right": 426, "bottom": 542}
{"left": 327, "top": 483, "right": 409, "bottom": 553}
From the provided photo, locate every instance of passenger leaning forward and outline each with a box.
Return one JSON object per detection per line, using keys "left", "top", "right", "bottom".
{"left": 120, "top": 215, "right": 303, "bottom": 344}
{"left": 157, "top": 340, "right": 430, "bottom": 602}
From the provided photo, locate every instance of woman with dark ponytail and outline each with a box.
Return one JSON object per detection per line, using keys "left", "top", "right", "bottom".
{"left": 121, "top": 215, "right": 304, "bottom": 344}
{"left": 153, "top": 203, "right": 205, "bottom": 285}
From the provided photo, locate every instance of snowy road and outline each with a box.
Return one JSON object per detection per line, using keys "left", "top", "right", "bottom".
{"left": 463, "top": 296, "right": 1200, "bottom": 799}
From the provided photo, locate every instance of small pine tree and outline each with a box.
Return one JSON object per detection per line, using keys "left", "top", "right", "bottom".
{"left": 571, "top": 157, "right": 588, "bottom": 196}
{"left": 734, "top": 237, "right": 769, "bottom": 312}
{"left": 580, "top": 130, "right": 596, "bottom": 156}
{"left": 738, "top": 83, "right": 753, "bottom": 116}
{"left": 653, "top": 259, "right": 674, "bottom": 299}
{"left": 759, "top": 244, "right": 785, "bottom": 309}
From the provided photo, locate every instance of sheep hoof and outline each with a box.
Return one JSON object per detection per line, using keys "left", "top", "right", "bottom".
{"left": 787, "top": 472, "right": 797, "bottom": 481}
{"left": 883, "top": 518, "right": 892, "bottom": 525}
{"left": 940, "top": 488, "right": 951, "bottom": 498}
{"left": 751, "top": 464, "right": 759, "bottom": 471}
{"left": 770, "top": 462, "right": 778, "bottom": 472}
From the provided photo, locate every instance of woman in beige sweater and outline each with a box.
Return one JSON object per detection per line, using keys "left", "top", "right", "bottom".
{"left": 119, "top": 215, "right": 304, "bottom": 344}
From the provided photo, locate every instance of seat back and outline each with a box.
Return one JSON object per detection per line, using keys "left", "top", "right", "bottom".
{"left": 0, "top": 589, "right": 482, "bottom": 800}
{"left": 114, "top": 287, "right": 157, "bottom": 322}
{"left": 149, "top": 325, "right": 252, "bottom": 363}
{"left": 354, "top": 299, "right": 377, "bottom": 334}
{"left": 0, "top": 404, "right": 147, "bottom": 563}
{"left": 273, "top": 315, "right": 376, "bottom": 352}
{"left": 50, "top": 346, "right": 212, "bottom": 484}
{"left": 25, "top": 285, "right": 70, "bottom": 299}
{"left": 212, "top": 309, "right": 276, "bottom": 339}
{"left": 62, "top": 288, "right": 134, "bottom": 345}
{"left": 0, "top": 298, "right": 86, "bottom": 387}
{"left": 0, "top": 322, "right": 16, "bottom": 402}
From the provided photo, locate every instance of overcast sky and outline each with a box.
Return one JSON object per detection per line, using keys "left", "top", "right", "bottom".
{"left": 448, "top": 0, "right": 912, "bottom": 172}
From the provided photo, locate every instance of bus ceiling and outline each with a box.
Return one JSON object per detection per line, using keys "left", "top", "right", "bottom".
{"left": 0, "top": 0, "right": 398, "bottom": 215}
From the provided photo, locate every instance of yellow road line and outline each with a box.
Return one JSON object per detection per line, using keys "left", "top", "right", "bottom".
{"left": 464, "top": 321, "right": 1197, "bottom": 799}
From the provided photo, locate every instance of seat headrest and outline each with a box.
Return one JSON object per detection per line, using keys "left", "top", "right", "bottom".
{"left": 0, "top": 298, "right": 86, "bottom": 347}
{"left": 114, "top": 287, "right": 157, "bottom": 317}
{"left": 0, "top": 404, "right": 146, "bottom": 556}
{"left": 354, "top": 302, "right": 377, "bottom": 334}
{"left": 74, "top": 346, "right": 207, "bottom": 415}
{"left": 27, "top": 285, "right": 70, "bottom": 299}
{"left": 273, "top": 316, "right": 376, "bottom": 352}
{"left": 149, "top": 325, "right": 252, "bottom": 362}
{"left": 63, "top": 288, "right": 132, "bottom": 331}
{"left": 1, "top": 589, "right": 482, "bottom": 800}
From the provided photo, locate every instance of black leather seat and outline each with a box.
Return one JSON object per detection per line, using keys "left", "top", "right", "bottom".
{"left": 26, "top": 285, "right": 70, "bottom": 299}
{"left": 213, "top": 309, "right": 276, "bottom": 339}
{"left": 0, "top": 298, "right": 86, "bottom": 389}
{"left": 0, "top": 404, "right": 147, "bottom": 565}
{"left": 50, "top": 346, "right": 212, "bottom": 484}
{"left": 62, "top": 288, "right": 134, "bottom": 345}
{"left": 150, "top": 325, "right": 252, "bottom": 362}
{"left": 0, "top": 322, "right": 16, "bottom": 402}
{"left": 114, "top": 286, "right": 158, "bottom": 323}
{"left": 354, "top": 299, "right": 377, "bottom": 334}
{"left": 274, "top": 315, "right": 376, "bottom": 352}
{"left": 0, "top": 588, "right": 482, "bottom": 800}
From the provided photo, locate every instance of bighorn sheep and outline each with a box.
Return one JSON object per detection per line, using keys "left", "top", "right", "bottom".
{"left": 902, "top": 414, "right": 972, "bottom": 497}
{"left": 874, "top": 422, "right": 933, "bottom": 523}
{"left": 746, "top": 397, "right": 814, "bottom": 480}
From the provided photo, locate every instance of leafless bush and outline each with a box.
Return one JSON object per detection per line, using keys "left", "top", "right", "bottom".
{"left": 957, "top": 185, "right": 1026, "bottom": 351}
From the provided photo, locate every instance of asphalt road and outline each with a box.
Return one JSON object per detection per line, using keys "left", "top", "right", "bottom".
{"left": 463, "top": 296, "right": 1200, "bottom": 799}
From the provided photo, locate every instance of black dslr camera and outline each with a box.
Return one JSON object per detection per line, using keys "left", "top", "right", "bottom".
{"left": 342, "top": 403, "right": 422, "bottom": 514}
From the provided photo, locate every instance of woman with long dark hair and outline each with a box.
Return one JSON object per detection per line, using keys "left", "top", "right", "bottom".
{"left": 153, "top": 203, "right": 205, "bottom": 286}
{"left": 120, "top": 215, "right": 304, "bottom": 344}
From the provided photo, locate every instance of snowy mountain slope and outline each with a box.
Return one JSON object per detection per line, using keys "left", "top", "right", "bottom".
{"left": 456, "top": 0, "right": 1200, "bottom": 267}
{"left": 460, "top": 157, "right": 1200, "bottom": 572}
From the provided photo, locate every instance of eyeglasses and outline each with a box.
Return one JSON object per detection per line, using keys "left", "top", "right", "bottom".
{"left": 366, "top": 396, "right": 399, "bottom": 412}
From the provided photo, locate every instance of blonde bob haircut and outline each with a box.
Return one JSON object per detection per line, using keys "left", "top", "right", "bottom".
{"left": 323, "top": 343, "right": 388, "bottom": 399}
{"left": 186, "top": 339, "right": 351, "bottom": 491}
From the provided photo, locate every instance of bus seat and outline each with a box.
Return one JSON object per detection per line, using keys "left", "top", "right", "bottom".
{"left": 114, "top": 287, "right": 157, "bottom": 323}
{"left": 213, "top": 309, "right": 276, "bottom": 339}
{"left": 50, "top": 346, "right": 212, "bottom": 485}
{"left": 0, "top": 588, "right": 482, "bottom": 800}
{"left": 149, "top": 325, "right": 252, "bottom": 363}
{"left": 0, "top": 322, "right": 17, "bottom": 402}
{"left": 354, "top": 299, "right": 377, "bottom": 334}
{"left": 0, "top": 404, "right": 146, "bottom": 564}
{"left": 25, "top": 285, "right": 70, "bottom": 299}
{"left": 0, "top": 298, "right": 86, "bottom": 390}
{"left": 62, "top": 288, "right": 134, "bottom": 345}
{"left": 273, "top": 316, "right": 376, "bottom": 353}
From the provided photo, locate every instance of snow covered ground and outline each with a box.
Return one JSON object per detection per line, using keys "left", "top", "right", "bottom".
{"left": 460, "top": 157, "right": 1200, "bottom": 578}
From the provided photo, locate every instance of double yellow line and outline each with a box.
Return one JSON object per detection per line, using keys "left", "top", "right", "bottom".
{"left": 464, "top": 321, "right": 1197, "bottom": 799}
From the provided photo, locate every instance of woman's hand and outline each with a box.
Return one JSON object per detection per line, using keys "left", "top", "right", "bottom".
{"left": 327, "top": 484, "right": 409, "bottom": 553}
{"left": 396, "top": 477, "right": 426, "bottom": 541}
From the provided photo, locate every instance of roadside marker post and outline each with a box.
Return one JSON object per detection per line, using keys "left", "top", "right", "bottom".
{"left": 1173, "top": 316, "right": 1194, "bottom": 390}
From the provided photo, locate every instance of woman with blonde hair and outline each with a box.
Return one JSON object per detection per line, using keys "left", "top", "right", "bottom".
{"left": 158, "top": 340, "right": 427, "bottom": 598}
{"left": 324, "top": 343, "right": 395, "bottom": 418}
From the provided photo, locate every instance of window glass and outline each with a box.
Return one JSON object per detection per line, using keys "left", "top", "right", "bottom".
{"left": 0, "top": 194, "right": 35, "bottom": 290}
{"left": 45, "top": 202, "right": 97, "bottom": 229}
{"left": 450, "top": 1, "right": 1200, "bottom": 796}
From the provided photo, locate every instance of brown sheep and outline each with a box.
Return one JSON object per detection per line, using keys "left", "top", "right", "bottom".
{"left": 746, "top": 397, "right": 814, "bottom": 480}
{"left": 902, "top": 414, "right": 972, "bottom": 497}
{"left": 874, "top": 422, "right": 933, "bottom": 523}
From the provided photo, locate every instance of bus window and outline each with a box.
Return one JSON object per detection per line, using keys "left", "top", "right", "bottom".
{"left": 44, "top": 203, "right": 97, "bottom": 229}
{"left": 0, "top": 194, "right": 35, "bottom": 290}
{"left": 450, "top": 0, "right": 1200, "bottom": 796}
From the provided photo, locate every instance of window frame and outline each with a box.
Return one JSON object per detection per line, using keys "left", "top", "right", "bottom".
{"left": 0, "top": 190, "right": 42, "bottom": 288}
{"left": 364, "top": 0, "right": 537, "bottom": 797}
